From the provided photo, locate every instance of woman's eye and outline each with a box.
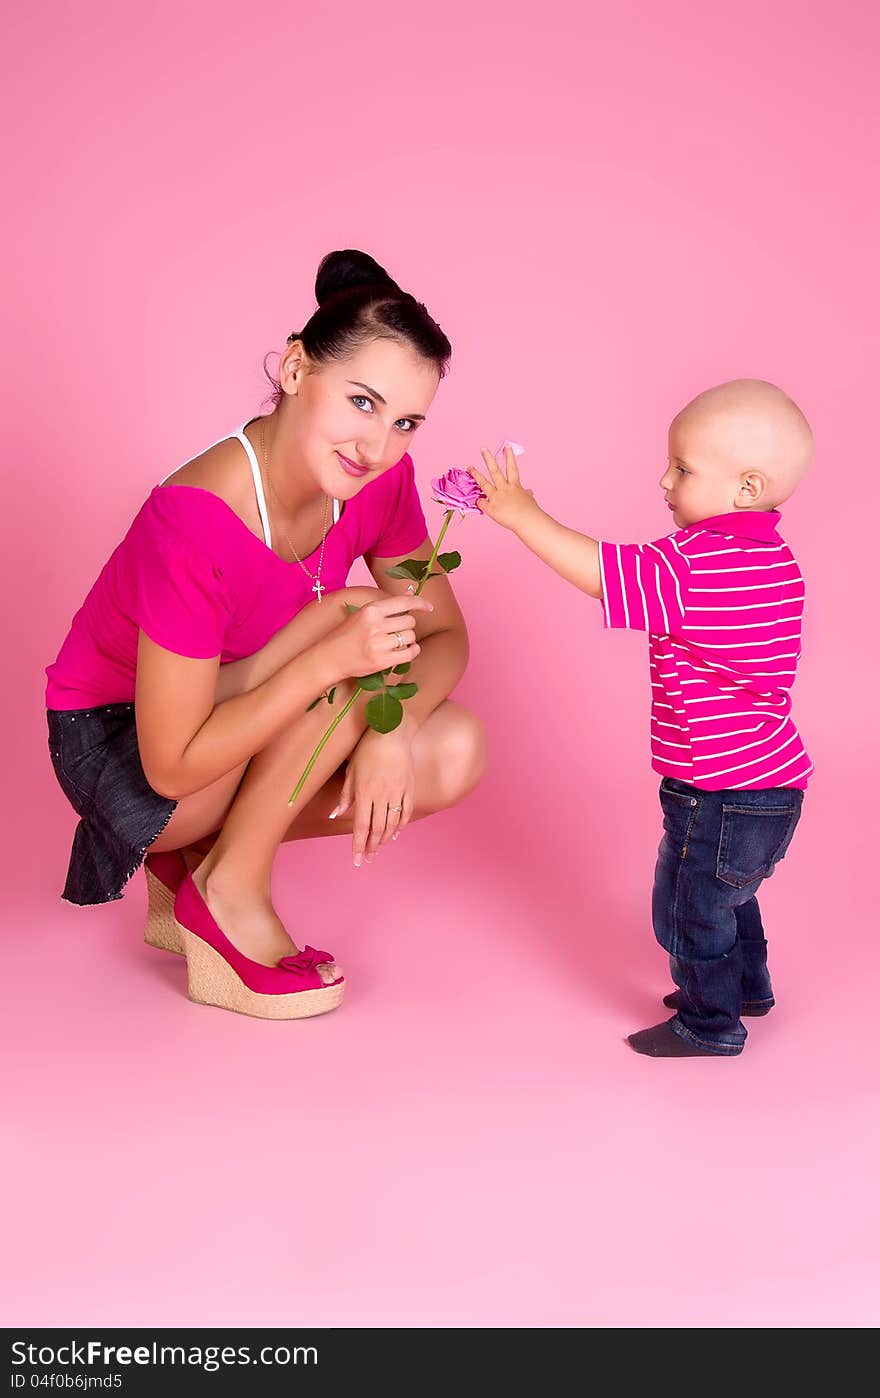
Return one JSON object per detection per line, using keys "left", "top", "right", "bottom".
{"left": 675, "top": 464, "right": 688, "bottom": 475}
{"left": 351, "top": 396, "right": 417, "bottom": 432}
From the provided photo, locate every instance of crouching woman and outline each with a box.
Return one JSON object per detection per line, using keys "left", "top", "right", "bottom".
{"left": 45, "top": 250, "right": 485, "bottom": 1019}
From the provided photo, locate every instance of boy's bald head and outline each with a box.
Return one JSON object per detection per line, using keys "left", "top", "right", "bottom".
{"left": 671, "top": 379, "right": 813, "bottom": 509}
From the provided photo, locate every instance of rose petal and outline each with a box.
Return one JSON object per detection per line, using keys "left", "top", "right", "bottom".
{"left": 431, "top": 467, "right": 486, "bottom": 515}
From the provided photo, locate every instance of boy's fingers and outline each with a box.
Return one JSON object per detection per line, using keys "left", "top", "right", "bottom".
{"left": 468, "top": 465, "right": 492, "bottom": 493}
{"left": 505, "top": 443, "right": 521, "bottom": 484}
{"left": 481, "top": 447, "right": 506, "bottom": 485}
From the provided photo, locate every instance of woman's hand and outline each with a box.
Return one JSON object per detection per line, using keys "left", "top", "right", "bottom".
{"left": 324, "top": 592, "right": 433, "bottom": 681}
{"left": 331, "top": 722, "right": 417, "bottom": 867}
{"left": 467, "top": 445, "right": 540, "bottom": 534}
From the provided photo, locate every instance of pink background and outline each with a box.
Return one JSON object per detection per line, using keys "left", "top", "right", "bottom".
{"left": 3, "top": 0, "right": 879, "bottom": 1327}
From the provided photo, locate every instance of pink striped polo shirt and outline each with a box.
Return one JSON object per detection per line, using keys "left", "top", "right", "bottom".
{"left": 598, "top": 510, "right": 812, "bottom": 790}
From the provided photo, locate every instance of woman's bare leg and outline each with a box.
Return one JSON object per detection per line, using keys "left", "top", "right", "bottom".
{"left": 147, "top": 587, "right": 486, "bottom": 973}
{"left": 280, "top": 699, "right": 486, "bottom": 851}
{"left": 191, "top": 696, "right": 485, "bottom": 975}
{"left": 191, "top": 678, "right": 372, "bottom": 972}
{"left": 163, "top": 698, "right": 486, "bottom": 867}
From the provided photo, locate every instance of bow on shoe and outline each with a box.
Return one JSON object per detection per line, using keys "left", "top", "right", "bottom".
{"left": 278, "top": 945, "right": 335, "bottom": 976}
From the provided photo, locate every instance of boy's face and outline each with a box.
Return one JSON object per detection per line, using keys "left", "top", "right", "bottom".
{"left": 660, "top": 412, "right": 751, "bottom": 527}
{"left": 658, "top": 380, "right": 813, "bottom": 527}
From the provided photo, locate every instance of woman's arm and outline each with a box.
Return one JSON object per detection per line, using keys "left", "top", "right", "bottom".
{"left": 135, "top": 590, "right": 432, "bottom": 799}
{"left": 135, "top": 632, "right": 340, "bottom": 799}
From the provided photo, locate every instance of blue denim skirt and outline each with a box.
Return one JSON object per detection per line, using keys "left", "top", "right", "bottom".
{"left": 46, "top": 703, "right": 178, "bottom": 906}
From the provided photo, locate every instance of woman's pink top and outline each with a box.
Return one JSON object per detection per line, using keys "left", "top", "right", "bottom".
{"left": 45, "top": 433, "right": 428, "bottom": 710}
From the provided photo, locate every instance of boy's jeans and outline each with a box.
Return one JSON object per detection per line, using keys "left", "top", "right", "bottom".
{"left": 652, "top": 776, "right": 804, "bottom": 1055}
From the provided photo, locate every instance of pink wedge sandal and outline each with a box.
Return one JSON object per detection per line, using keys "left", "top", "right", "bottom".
{"left": 143, "top": 851, "right": 187, "bottom": 954}
{"left": 173, "top": 873, "right": 345, "bottom": 1020}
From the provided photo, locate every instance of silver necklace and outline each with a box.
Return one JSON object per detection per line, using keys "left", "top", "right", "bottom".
{"left": 259, "top": 419, "right": 330, "bottom": 602}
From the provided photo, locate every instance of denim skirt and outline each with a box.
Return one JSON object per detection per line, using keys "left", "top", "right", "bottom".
{"left": 46, "top": 702, "right": 178, "bottom": 906}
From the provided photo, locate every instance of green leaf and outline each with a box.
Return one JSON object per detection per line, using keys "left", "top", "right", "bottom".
{"left": 328, "top": 686, "right": 336, "bottom": 704}
{"left": 365, "top": 693, "right": 404, "bottom": 734}
{"left": 437, "top": 551, "right": 462, "bottom": 573}
{"left": 392, "top": 662, "right": 411, "bottom": 675}
{"left": 386, "top": 683, "right": 417, "bottom": 700}
{"left": 358, "top": 672, "right": 385, "bottom": 691}
{"left": 306, "top": 695, "right": 325, "bottom": 712}
{"left": 343, "top": 602, "right": 362, "bottom": 614}
{"left": 385, "top": 559, "right": 428, "bottom": 581}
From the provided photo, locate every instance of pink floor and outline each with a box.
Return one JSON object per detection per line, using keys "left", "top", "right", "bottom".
{"left": 5, "top": 735, "right": 878, "bottom": 1329}
{"left": 4, "top": 0, "right": 879, "bottom": 1331}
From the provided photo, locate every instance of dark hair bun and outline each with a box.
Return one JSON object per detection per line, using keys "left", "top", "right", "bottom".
{"left": 314, "top": 249, "right": 400, "bottom": 306}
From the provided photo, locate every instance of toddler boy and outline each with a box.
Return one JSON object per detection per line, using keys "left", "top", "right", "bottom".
{"left": 469, "top": 380, "right": 812, "bottom": 1056}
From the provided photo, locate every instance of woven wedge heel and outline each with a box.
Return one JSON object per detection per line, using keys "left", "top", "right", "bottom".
{"left": 181, "top": 926, "right": 345, "bottom": 1019}
{"left": 144, "top": 866, "right": 183, "bottom": 953}
{"left": 143, "top": 851, "right": 187, "bottom": 954}
{"left": 174, "top": 872, "right": 344, "bottom": 1021}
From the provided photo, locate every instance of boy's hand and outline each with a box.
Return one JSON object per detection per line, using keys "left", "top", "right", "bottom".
{"left": 467, "top": 446, "right": 540, "bottom": 534}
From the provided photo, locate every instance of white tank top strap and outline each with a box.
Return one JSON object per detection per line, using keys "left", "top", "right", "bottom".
{"left": 233, "top": 425, "right": 273, "bottom": 549}
{"left": 159, "top": 425, "right": 340, "bottom": 547}
{"left": 235, "top": 425, "right": 340, "bottom": 538}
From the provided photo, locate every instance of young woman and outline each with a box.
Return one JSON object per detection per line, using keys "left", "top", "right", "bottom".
{"left": 46, "top": 250, "right": 485, "bottom": 1020}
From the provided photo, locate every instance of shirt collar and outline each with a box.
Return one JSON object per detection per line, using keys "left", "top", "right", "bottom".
{"left": 693, "top": 510, "right": 783, "bottom": 544}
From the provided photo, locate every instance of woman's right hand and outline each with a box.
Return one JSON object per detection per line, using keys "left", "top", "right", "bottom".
{"left": 324, "top": 591, "right": 433, "bottom": 679}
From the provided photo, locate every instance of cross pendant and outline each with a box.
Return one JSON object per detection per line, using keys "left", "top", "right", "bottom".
{"left": 312, "top": 578, "right": 324, "bottom": 603}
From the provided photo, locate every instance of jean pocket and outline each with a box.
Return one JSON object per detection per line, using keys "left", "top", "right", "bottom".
{"left": 716, "top": 803, "right": 801, "bottom": 888}
{"left": 659, "top": 782, "right": 699, "bottom": 857}
{"left": 659, "top": 778, "right": 698, "bottom": 808}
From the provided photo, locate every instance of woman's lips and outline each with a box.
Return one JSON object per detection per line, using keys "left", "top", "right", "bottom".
{"left": 337, "top": 452, "right": 369, "bottom": 478}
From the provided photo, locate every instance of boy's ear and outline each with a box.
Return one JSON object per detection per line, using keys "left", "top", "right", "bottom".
{"left": 738, "top": 472, "right": 767, "bottom": 505}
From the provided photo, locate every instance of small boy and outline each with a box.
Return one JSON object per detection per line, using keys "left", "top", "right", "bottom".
{"left": 469, "top": 379, "right": 812, "bottom": 1057}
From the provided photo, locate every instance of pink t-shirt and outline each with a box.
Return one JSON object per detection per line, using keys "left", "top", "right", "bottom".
{"left": 598, "top": 510, "right": 812, "bottom": 790}
{"left": 45, "top": 449, "right": 428, "bottom": 710}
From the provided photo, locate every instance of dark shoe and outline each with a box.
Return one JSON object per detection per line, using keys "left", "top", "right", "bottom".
{"left": 663, "top": 990, "right": 774, "bottom": 1017}
{"left": 626, "top": 1020, "right": 735, "bottom": 1057}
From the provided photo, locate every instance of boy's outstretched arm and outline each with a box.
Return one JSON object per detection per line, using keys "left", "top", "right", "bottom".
{"left": 467, "top": 447, "right": 602, "bottom": 599}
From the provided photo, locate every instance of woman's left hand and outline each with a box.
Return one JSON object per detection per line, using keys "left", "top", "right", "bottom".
{"left": 332, "top": 722, "right": 417, "bottom": 866}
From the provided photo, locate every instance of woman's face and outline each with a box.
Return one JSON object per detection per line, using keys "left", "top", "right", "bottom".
{"left": 282, "top": 336, "right": 441, "bottom": 498}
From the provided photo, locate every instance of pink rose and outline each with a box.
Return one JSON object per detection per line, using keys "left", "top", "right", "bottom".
{"left": 431, "top": 467, "right": 485, "bottom": 516}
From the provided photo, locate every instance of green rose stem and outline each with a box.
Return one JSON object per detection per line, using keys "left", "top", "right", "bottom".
{"left": 422, "top": 504, "right": 454, "bottom": 563}
{"left": 288, "top": 508, "right": 455, "bottom": 806}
